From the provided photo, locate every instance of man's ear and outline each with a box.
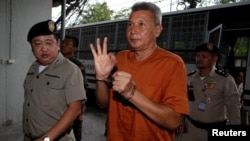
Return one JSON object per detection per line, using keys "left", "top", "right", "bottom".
{"left": 57, "top": 39, "right": 61, "bottom": 50}
{"left": 155, "top": 25, "right": 163, "bottom": 37}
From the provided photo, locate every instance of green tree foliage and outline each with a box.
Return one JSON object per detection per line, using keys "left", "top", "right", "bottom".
{"left": 234, "top": 37, "right": 249, "bottom": 56}
{"left": 54, "top": 0, "right": 245, "bottom": 26}
{"left": 79, "top": 2, "right": 113, "bottom": 24}
{"left": 113, "top": 8, "right": 130, "bottom": 20}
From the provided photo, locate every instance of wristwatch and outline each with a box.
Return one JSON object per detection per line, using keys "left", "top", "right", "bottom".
{"left": 42, "top": 135, "right": 50, "bottom": 141}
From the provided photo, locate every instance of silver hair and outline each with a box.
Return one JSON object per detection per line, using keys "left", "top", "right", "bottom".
{"left": 130, "top": 2, "right": 162, "bottom": 25}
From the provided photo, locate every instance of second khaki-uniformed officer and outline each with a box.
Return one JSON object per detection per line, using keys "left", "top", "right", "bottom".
{"left": 179, "top": 43, "right": 241, "bottom": 141}
{"left": 61, "top": 35, "right": 88, "bottom": 141}
{"left": 23, "top": 20, "right": 86, "bottom": 141}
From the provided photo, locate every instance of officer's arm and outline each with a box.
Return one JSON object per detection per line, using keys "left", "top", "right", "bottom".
{"left": 36, "top": 101, "right": 82, "bottom": 141}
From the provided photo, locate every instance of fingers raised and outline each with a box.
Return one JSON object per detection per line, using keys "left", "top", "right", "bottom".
{"left": 96, "top": 38, "right": 102, "bottom": 55}
{"left": 103, "top": 37, "right": 108, "bottom": 55}
{"left": 89, "top": 43, "right": 97, "bottom": 58}
{"left": 89, "top": 37, "right": 108, "bottom": 57}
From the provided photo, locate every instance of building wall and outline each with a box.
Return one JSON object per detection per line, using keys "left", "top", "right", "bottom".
{"left": 0, "top": 0, "right": 52, "bottom": 125}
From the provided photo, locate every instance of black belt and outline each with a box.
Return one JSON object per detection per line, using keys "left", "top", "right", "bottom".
{"left": 24, "top": 134, "right": 37, "bottom": 141}
{"left": 187, "top": 116, "right": 227, "bottom": 130}
{"left": 24, "top": 127, "right": 72, "bottom": 141}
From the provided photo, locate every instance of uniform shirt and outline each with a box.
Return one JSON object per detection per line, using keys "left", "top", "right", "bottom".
{"left": 187, "top": 67, "right": 241, "bottom": 124}
{"left": 23, "top": 53, "right": 86, "bottom": 138}
{"left": 106, "top": 48, "right": 189, "bottom": 141}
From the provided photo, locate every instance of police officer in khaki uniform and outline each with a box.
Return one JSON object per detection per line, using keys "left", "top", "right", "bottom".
{"left": 179, "top": 43, "right": 241, "bottom": 141}
{"left": 23, "top": 20, "right": 86, "bottom": 141}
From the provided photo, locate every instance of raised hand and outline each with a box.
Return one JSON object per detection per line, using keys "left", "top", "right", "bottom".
{"left": 89, "top": 37, "right": 117, "bottom": 80}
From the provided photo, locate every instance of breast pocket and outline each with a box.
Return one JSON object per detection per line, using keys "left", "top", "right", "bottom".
{"left": 45, "top": 75, "right": 64, "bottom": 94}
{"left": 40, "top": 75, "right": 65, "bottom": 106}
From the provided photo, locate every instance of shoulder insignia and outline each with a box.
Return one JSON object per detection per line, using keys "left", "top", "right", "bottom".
{"left": 215, "top": 68, "right": 229, "bottom": 77}
{"left": 188, "top": 70, "right": 196, "bottom": 76}
{"left": 80, "top": 66, "right": 85, "bottom": 71}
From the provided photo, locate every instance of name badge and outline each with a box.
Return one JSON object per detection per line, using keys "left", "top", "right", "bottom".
{"left": 204, "top": 82, "right": 216, "bottom": 89}
{"left": 198, "top": 100, "right": 207, "bottom": 112}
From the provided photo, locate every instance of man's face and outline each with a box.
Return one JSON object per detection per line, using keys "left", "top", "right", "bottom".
{"left": 195, "top": 51, "right": 218, "bottom": 70}
{"left": 61, "top": 38, "right": 76, "bottom": 55}
{"left": 126, "top": 10, "right": 162, "bottom": 50}
{"left": 31, "top": 35, "right": 60, "bottom": 66}
{"left": 235, "top": 72, "right": 244, "bottom": 85}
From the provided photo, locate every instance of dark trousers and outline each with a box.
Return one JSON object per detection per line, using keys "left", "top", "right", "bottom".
{"left": 73, "top": 119, "right": 82, "bottom": 141}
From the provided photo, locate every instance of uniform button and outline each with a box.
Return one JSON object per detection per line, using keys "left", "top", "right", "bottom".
{"left": 26, "top": 119, "right": 28, "bottom": 122}
{"left": 36, "top": 75, "right": 39, "bottom": 79}
{"left": 47, "top": 82, "right": 50, "bottom": 85}
{"left": 27, "top": 103, "right": 30, "bottom": 106}
{"left": 31, "top": 89, "right": 33, "bottom": 92}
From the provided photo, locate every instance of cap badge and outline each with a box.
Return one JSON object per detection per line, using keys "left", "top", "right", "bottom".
{"left": 48, "top": 21, "right": 55, "bottom": 32}
{"left": 207, "top": 43, "right": 213, "bottom": 50}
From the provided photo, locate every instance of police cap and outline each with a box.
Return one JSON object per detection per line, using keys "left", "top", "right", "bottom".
{"left": 195, "top": 43, "right": 219, "bottom": 56}
{"left": 27, "top": 20, "right": 57, "bottom": 42}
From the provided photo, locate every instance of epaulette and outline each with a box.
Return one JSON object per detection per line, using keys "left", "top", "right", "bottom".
{"left": 215, "top": 68, "right": 229, "bottom": 77}
{"left": 187, "top": 70, "right": 196, "bottom": 76}
{"left": 79, "top": 66, "right": 85, "bottom": 71}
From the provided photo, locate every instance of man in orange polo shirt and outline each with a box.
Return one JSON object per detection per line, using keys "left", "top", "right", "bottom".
{"left": 89, "top": 2, "right": 188, "bottom": 141}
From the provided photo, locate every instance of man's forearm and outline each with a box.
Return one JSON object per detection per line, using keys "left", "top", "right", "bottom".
{"left": 96, "top": 81, "right": 110, "bottom": 108}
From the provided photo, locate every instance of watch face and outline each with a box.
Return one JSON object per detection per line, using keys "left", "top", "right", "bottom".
{"left": 44, "top": 137, "right": 50, "bottom": 141}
